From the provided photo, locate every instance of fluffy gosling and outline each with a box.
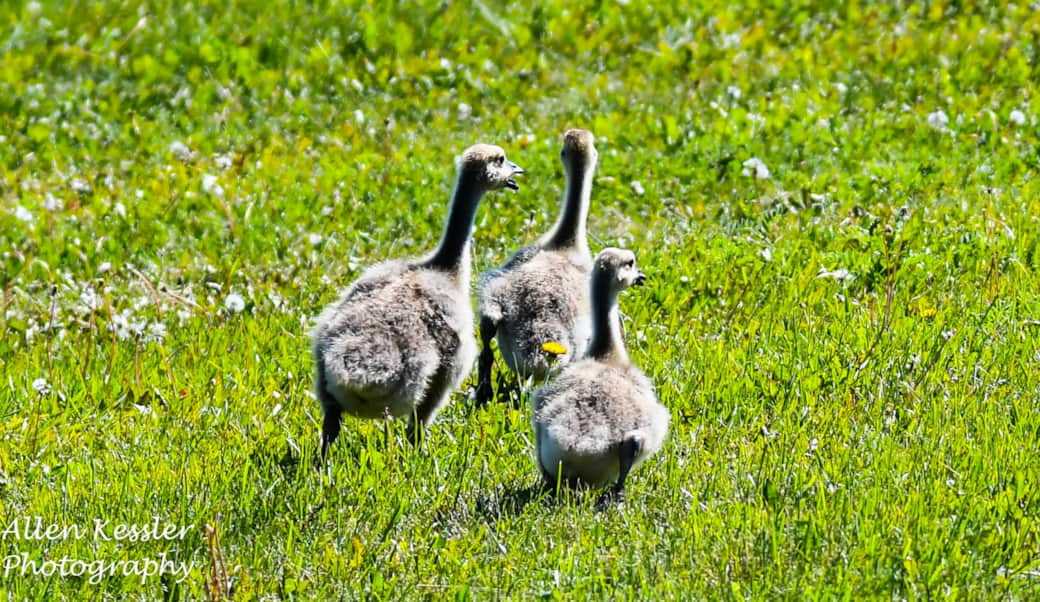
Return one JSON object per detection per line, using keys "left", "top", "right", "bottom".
{"left": 476, "top": 129, "right": 598, "bottom": 405}
{"left": 532, "top": 248, "right": 669, "bottom": 503}
{"left": 312, "top": 144, "right": 524, "bottom": 456}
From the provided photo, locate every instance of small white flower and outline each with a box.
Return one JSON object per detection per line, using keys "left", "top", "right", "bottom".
{"left": 14, "top": 206, "right": 33, "bottom": 222}
{"left": 457, "top": 102, "right": 472, "bottom": 119}
{"left": 114, "top": 202, "right": 126, "bottom": 218}
{"left": 79, "top": 287, "right": 102, "bottom": 312}
{"left": 720, "top": 32, "right": 741, "bottom": 49}
{"left": 169, "top": 141, "right": 193, "bottom": 161}
{"left": 225, "top": 293, "right": 246, "bottom": 313}
{"left": 307, "top": 233, "right": 323, "bottom": 246}
{"left": 201, "top": 174, "right": 224, "bottom": 199}
{"left": 742, "top": 157, "right": 771, "bottom": 180}
{"left": 353, "top": 109, "right": 365, "bottom": 125}
{"left": 726, "top": 85, "right": 742, "bottom": 100}
{"left": 1009, "top": 109, "right": 1027, "bottom": 127}
{"left": 215, "top": 154, "right": 233, "bottom": 170}
{"left": 43, "top": 193, "right": 63, "bottom": 211}
{"left": 133, "top": 403, "right": 153, "bottom": 415}
{"left": 630, "top": 180, "right": 645, "bottom": 196}
{"left": 70, "top": 178, "right": 91, "bottom": 194}
{"left": 927, "top": 110, "right": 949, "bottom": 131}
{"left": 759, "top": 247, "right": 773, "bottom": 262}
{"left": 144, "top": 322, "right": 166, "bottom": 343}
{"left": 834, "top": 82, "right": 848, "bottom": 95}
{"left": 129, "top": 318, "right": 148, "bottom": 337}
{"left": 32, "top": 377, "right": 51, "bottom": 395}
{"left": 109, "top": 311, "right": 131, "bottom": 340}
{"left": 98, "top": 261, "right": 112, "bottom": 274}
{"left": 817, "top": 267, "right": 854, "bottom": 282}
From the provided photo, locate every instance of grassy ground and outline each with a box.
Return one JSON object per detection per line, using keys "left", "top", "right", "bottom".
{"left": 2, "top": 0, "right": 1040, "bottom": 598}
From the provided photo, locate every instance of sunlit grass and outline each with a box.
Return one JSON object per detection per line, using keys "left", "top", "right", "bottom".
{"left": 1, "top": 0, "right": 1039, "bottom": 598}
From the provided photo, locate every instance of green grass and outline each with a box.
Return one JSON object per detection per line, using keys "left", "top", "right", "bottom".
{"left": 2, "top": 0, "right": 1040, "bottom": 598}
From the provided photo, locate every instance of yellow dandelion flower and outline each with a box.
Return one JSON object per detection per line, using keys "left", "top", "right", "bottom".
{"left": 912, "top": 297, "right": 938, "bottom": 319}
{"left": 541, "top": 341, "right": 567, "bottom": 356}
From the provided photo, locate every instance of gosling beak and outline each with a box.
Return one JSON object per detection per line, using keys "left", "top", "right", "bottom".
{"left": 633, "top": 272, "right": 647, "bottom": 287}
{"left": 505, "top": 161, "right": 524, "bottom": 191}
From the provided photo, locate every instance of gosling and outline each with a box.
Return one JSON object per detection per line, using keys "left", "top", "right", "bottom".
{"left": 532, "top": 248, "right": 669, "bottom": 503}
{"left": 312, "top": 144, "right": 525, "bottom": 456}
{"left": 476, "top": 129, "right": 598, "bottom": 405}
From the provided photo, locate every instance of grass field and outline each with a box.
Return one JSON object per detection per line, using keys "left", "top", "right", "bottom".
{"left": 2, "top": 0, "right": 1040, "bottom": 598}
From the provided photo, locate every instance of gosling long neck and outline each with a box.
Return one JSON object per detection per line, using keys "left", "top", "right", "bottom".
{"left": 542, "top": 156, "right": 595, "bottom": 254}
{"left": 585, "top": 273, "right": 627, "bottom": 364}
{"left": 424, "top": 173, "right": 485, "bottom": 277}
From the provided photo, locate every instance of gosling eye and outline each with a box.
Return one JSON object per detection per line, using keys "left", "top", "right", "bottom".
{"left": 495, "top": 156, "right": 505, "bottom": 166}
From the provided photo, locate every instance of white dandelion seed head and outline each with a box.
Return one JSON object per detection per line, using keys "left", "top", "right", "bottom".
{"left": 927, "top": 110, "right": 949, "bottom": 131}
{"left": 169, "top": 140, "right": 193, "bottom": 161}
{"left": 201, "top": 174, "right": 224, "bottom": 199}
{"left": 307, "top": 233, "right": 323, "bottom": 246}
{"left": 215, "top": 154, "right": 233, "bottom": 170}
{"left": 225, "top": 293, "right": 245, "bottom": 313}
{"left": 742, "top": 157, "right": 771, "bottom": 180}
{"left": 43, "top": 193, "right": 63, "bottom": 211}
{"left": 817, "top": 267, "right": 854, "bottom": 282}
{"left": 32, "top": 377, "right": 51, "bottom": 395}
{"left": 1009, "top": 109, "right": 1026, "bottom": 127}
{"left": 457, "top": 102, "right": 472, "bottom": 119}
{"left": 14, "top": 206, "right": 33, "bottom": 223}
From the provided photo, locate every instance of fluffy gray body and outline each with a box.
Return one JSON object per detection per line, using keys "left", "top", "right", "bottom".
{"left": 532, "top": 248, "right": 669, "bottom": 496}
{"left": 534, "top": 360, "right": 668, "bottom": 486}
{"left": 312, "top": 260, "right": 475, "bottom": 421}
{"left": 479, "top": 246, "right": 592, "bottom": 378}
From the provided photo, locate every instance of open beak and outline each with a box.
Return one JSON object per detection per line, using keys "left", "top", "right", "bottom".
{"left": 633, "top": 272, "right": 647, "bottom": 287}
{"left": 505, "top": 161, "right": 524, "bottom": 191}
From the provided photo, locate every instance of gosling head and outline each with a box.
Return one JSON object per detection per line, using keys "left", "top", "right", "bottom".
{"left": 560, "top": 129, "right": 598, "bottom": 172}
{"left": 594, "top": 248, "right": 646, "bottom": 293}
{"left": 458, "top": 144, "right": 525, "bottom": 192}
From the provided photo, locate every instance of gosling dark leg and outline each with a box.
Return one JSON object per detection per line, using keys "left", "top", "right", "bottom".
{"left": 597, "top": 437, "right": 640, "bottom": 508}
{"left": 407, "top": 369, "right": 449, "bottom": 446}
{"left": 475, "top": 315, "right": 498, "bottom": 407}
{"left": 321, "top": 406, "right": 342, "bottom": 461}
{"left": 316, "top": 365, "right": 342, "bottom": 462}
